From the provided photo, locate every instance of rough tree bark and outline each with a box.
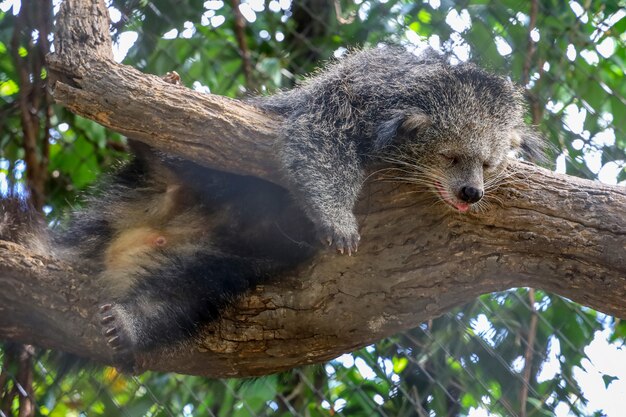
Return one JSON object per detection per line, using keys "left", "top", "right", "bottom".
{"left": 0, "top": 0, "right": 625, "bottom": 377}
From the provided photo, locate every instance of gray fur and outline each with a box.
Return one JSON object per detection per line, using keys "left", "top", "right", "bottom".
{"left": 255, "top": 46, "right": 544, "bottom": 253}
{"left": 0, "top": 198, "right": 49, "bottom": 254}
{"left": 0, "top": 47, "right": 544, "bottom": 370}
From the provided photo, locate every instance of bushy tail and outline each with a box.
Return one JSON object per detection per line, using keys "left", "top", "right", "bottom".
{"left": 0, "top": 198, "right": 49, "bottom": 254}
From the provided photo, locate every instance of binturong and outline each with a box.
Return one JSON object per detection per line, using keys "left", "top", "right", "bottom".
{"left": 0, "top": 46, "right": 544, "bottom": 372}
{"left": 256, "top": 46, "right": 544, "bottom": 255}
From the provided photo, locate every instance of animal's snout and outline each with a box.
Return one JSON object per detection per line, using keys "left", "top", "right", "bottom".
{"left": 459, "top": 186, "right": 484, "bottom": 203}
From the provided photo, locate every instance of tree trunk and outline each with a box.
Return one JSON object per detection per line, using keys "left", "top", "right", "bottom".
{"left": 0, "top": 0, "right": 624, "bottom": 378}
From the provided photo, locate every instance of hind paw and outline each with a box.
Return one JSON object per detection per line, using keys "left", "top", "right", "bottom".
{"left": 99, "top": 304, "right": 136, "bottom": 372}
{"left": 100, "top": 304, "right": 130, "bottom": 351}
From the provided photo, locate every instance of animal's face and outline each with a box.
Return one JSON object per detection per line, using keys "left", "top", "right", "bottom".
{"left": 427, "top": 140, "right": 507, "bottom": 212}
{"left": 381, "top": 118, "right": 524, "bottom": 213}
{"left": 374, "top": 63, "right": 544, "bottom": 212}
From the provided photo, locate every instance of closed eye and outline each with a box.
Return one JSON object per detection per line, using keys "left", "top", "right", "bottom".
{"left": 439, "top": 153, "right": 458, "bottom": 165}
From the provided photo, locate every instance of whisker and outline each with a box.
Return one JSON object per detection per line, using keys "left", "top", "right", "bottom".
{"left": 483, "top": 193, "right": 505, "bottom": 207}
{"left": 364, "top": 166, "right": 405, "bottom": 183}
{"left": 394, "top": 189, "right": 440, "bottom": 199}
{"left": 473, "top": 198, "right": 494, "bottom": 213}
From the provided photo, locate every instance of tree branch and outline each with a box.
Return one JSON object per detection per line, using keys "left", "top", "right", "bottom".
{"left": 2, "top": 163, "right": 625, "bottom": 376}
{"left": 1, "top": 0, "right": 624, "bottom": 377}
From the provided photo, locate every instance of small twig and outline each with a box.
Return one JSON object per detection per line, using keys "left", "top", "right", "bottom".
{"left": 229, "top": 0, "right": 255, "bottom": 90}
{"left": 522, "top": 0, "right": 544, "bottom": 136}
{"left": 9, "top": 1, "right": 52, "bottom": 212}
{"left": 10, "top": 5, "right": 40, "bottom": 207}
{"left": 0, "top": 360, "right": 10, "bottom": 416}
{"left": 522, "top": 0, "right": 539, "bottom": 86}
{"left": 37, "top": 1, "right": 53, "bottom": 197}
{"left": 520, "top": 289, "right": 538, "bottom": 417}
{"left": 333, "top": 0, "right": 355, "bottom": 24}
{"left": 16, "top": 345, "right": 35, "bottom": 417}
{"left": 410, "top": 386, "right": 428, "bottom": 417}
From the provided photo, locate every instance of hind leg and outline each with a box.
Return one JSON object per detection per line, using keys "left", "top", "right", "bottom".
{"left": 98, "top": 253, "right": 268, "bottom": 370}
{"left": 99, "top": 298, "right": 198, "bottom": 372}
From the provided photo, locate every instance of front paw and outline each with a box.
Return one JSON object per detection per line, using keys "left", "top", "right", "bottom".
{"left": 318, "top": 214, "right": 360, "bottom": 255}
{"left": 99, "top": 304, "right": 136, "bottom": 372}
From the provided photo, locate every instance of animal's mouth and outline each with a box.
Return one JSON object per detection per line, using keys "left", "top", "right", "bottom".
{"left": 434, "top": 182, "right": 471, "bottom": 213}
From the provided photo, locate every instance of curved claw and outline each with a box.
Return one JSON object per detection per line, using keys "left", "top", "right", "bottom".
{"left": 108, "top": 335, "right": 121, "bottom": 348}
{"left": 97, "top": 303, "right": 137, "bottom": 372}
{"left": 320, "top": 229, "right": 360, "bottom": 256}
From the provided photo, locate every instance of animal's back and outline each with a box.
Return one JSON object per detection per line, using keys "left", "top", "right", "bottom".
{"left": 254, "top": 46, "right": 543, "bottom": 254}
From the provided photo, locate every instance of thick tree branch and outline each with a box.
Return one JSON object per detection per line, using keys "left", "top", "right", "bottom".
{"left": 1, "top": 167, "right": 625, "bottom": 376}
{"left": 1, "top": 0, "right": 624, "bottom": 377}
{"left": 46, "top": 0, "right": 282, "bottom": 184}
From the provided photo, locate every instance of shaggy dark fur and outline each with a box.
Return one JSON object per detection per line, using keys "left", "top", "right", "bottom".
{"left": 56, "top": 143, "right": 315, "bottom": 370}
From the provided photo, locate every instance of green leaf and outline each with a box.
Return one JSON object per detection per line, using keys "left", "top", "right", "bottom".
{"left": 392, "top": 356, "right": 409, "bottom": 374}
{"left": 526, "top": 397, "right": 555, "bottom": 416}
{"left": 409, "top": 21, "right": 420, "bottom": 33}
{"left": 461, "top": 392, "right": 478, "bottom": 408}
{"left": 488, "top": 381, "right": 502, "bottom": 400}
{"left": 417, "top": 9, "right": 431, "bottom": 24}
{"left": 603, "top": 374, "right": 618, "bottom": 388}
{"left": 0, "top": 79, "right": 18, "bottom": 96}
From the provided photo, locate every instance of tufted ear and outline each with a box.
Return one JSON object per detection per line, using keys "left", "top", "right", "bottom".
{"left": 513, "top": 126, "right": 549, "bottom": 164}
{"left": 374, "top": 111, "right": 431, "bottom": 151}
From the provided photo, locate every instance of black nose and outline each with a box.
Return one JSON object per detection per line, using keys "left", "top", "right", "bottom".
{"left": 459, "top": 186, "right": 484, "bottom": 203}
